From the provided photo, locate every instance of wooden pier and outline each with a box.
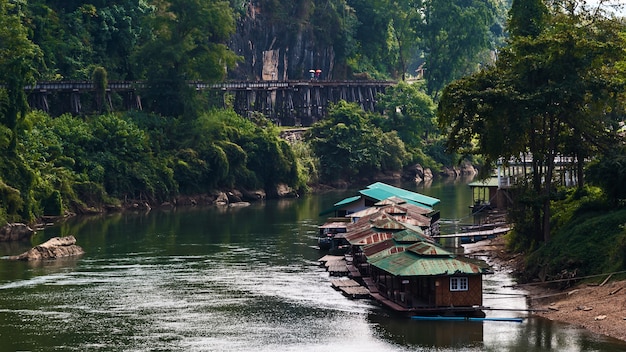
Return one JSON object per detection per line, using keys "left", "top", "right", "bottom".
{"left": 330, "top": 279, "right": 370, "bottom": 299}
{"left": 319, "top": 255, "right": 350, "bottom": 276}
{"left": 432, "top": 226, "right": 510, "bottom": 243}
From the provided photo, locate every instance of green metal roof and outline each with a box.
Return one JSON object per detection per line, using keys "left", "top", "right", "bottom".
{"left": 392, "top": 228, "right": 427, "bottom": 243}
{"left": 363, "top": 239, "right": 409, "bottom": 261}
{"left": 369, "top": 251, "right": 483, "bottom": 276}
{"left": 334, "top": 195, "right": 361, "bottom": 207}
{"left": 407, "top": 241, "right": 453, "bottom": 256}
{"left": 361, "top": 182, "right": 440, "bottom": 209}
{"left": 318, "top": 195, "right": 361, "bottom": 216}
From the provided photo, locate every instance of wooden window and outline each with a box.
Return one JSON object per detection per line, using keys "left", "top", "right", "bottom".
{"left": 450, "top": 277, "right": 468, "bottom": 291}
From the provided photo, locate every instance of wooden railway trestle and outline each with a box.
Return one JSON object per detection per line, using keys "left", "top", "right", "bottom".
{"left": 24, "top": 80, "right": 394, "bottom": 126}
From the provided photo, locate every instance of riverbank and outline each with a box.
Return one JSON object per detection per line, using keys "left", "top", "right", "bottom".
{"left": 464, "top": 236, "right": 626, "bottom": 342}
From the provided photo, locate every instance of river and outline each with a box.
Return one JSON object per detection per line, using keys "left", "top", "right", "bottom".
{"left": 1, "top": 179, "right": 625, "bottom": 351}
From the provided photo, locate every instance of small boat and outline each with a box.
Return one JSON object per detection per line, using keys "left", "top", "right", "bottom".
{"left": 411, "top": 315, "right": 524, "bottom": 323}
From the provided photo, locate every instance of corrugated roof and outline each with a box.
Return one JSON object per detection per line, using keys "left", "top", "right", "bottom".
{"left": 335, "top": 195, "right": 362, "bottom": 207}
{"left": 346, "top": 231, "right": 395, "bottom": 246}
{"left": 318, "top": 195, "right": 362, "bottom": 216}
{"left": 319, "top": 222, "right": 349, "bottom": 229}
{"left": 382, "top": 205, "right": 407, "bottom": 215}
{"left": 369, "top": 251, "right": 483, "bottom": 276}
{"left": 367, "top": 182, "right": 440, "bottom": 208}
{"left": 371, "top": 217, "right": 406, "bottom": 230}
{"left": 392, "top": 228, "right": 427, "bottom": 243}
{"left": 363, "top": 239, "right": 408, "bottom": 261}
{"left": 407, "top": 242, "right": 452, "bottom": 256}
{"left": 364, "top": 182, "right": 440, "bottom": 208}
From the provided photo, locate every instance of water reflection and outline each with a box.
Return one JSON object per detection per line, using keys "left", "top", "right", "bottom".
{"left": 1, "top": 187, "right": 626, "bottom": 351}
{"left": 369, "top": 313, "right": 484, "bottom": 348}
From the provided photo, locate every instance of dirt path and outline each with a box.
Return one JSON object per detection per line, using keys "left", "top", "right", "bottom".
{"left": 464, "top": 236, "right": 626, "bottom": 342}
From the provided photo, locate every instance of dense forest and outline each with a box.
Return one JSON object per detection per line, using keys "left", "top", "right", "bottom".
{"left": 0, "top": 0, "right": 507, "bottom": 223}
{"left": 1, "top": 0, "right": 626, "bottom": 279}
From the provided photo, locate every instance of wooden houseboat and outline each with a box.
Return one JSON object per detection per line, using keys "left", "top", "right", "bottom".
{"left": 320, "top": 182, "right": 441, "bottom": 236}
{"left": 365, "top": 241, "right": 488, "bottom": 317}
{"left": 317, "top": 183, "right": 490, "bottom": 317}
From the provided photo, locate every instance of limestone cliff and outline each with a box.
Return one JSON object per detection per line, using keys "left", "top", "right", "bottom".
{"left": 228, "top": 1, "right": 346, "bottom": 81}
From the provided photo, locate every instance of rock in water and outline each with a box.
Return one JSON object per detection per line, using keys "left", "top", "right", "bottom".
{"left": 0, "top": 223, "right": 35, "bottom": 242}
{"left": 8, "top": 236, "right": 84, "bottom": 261}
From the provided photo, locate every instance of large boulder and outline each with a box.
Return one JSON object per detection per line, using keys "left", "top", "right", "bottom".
{"left": 403, "top": 164, "right": 434, "bottom": 183}
{"left": 8, "top": 236, "right": 84, "bottom": 261}
{"left": 0, "top": 223, "right": 35, "bottom": 242}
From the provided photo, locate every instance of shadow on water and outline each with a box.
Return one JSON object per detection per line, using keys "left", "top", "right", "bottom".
{"left": 369, "top": 312, "right": 484, "bottom": 348}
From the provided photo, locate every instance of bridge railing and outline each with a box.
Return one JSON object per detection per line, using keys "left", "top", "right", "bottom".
{"left": 24, "top": 80, "right": 396, "bottom": 92}
{"left": 23, "top": 80, "right": 397, "bottom": 125}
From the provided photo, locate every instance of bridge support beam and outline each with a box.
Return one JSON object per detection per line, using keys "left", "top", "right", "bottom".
{"left": 25, "top": 80, "right": 394, "bottom": 122}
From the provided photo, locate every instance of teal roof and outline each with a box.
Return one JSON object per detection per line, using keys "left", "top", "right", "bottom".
{"left": 319, "top": 195, "right": 361, "bottom": 216}
{"left": 319, "top": 182, "right": 440, "bottom": 216}
{"left": 334, "top": 195, "right": 361, "bottom": 207}
{"left": 361, "top": 182, "right": 440, "bottom": 209}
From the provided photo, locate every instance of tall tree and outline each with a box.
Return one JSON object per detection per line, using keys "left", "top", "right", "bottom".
{"left": 134, "top": 0, "right": 239, "bottom": 117}
{"left": 438, "top": 1, "right": 626, "bottom": 243}
{"left": 508, "top": 0, "right": 548, "bottom": 37}
{"left": 0, "top": 0, "right": 43, "bottom": 152}
{"left": 387, "top": 0, "right": 423, "bottom": 80}
{"left": 376, "top": 81, "right": 436, "bottom": 150}
{"left": 420, "top": 0, "right": 497, "bottom": 99}
{"left": 305, "top": 101, "right": 407, "bottom": 182}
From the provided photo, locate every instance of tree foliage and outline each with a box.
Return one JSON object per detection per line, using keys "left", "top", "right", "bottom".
{"left": 586, "top": 146, "right": 626, "bottom": 207}
{"left": 306, "top": 101, "right": 409, "bottom": 182}
{"left": 438, "top": 0, "right": 626, "bottom": 243}
{"left": 376, "top": 81, "right": 437, "bottom": 150}
{"left": 420, "top": 0, "right": 498, "bottom": 97}
{"left": 0, "top": 0, "right": 43, "bottom": 152}
{"left": 134, "top": 0, "right": 240, "bottom": 117}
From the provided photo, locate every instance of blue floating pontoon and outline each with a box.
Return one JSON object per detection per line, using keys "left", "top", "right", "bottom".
{"left": 411, "top": 316, "right": 524, "bottom": 323}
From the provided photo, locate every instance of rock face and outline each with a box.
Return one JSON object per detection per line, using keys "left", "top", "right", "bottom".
{"left": 403, "top": 164, "right": 434, "bottom": 183}
{"left": 0, "top": 223, "right": 35, "bottom": 242}
{"left": 8, "top": 236, "right": 84, "bottom": 261}
{"left": 228, "top": 2, "right": 343, "bottom": 81}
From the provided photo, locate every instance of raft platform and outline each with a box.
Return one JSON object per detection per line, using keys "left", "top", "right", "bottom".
{"left": 330, "top": 279, "right": 370, "bottom": 299}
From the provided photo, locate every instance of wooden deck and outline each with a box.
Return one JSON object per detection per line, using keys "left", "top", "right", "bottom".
{"left": 319, "top": 255, "right": 350, "bottom": 276}
{"left": 432, "top": 226, "right": 510, "bottom": 242}
{"left": 330, "top": 279, "right": 370, "bottom": 299}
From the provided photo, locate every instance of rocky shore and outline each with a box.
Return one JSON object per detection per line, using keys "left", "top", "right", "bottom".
{"left": 464, "top": 236, "right": 626, "bottom": 342}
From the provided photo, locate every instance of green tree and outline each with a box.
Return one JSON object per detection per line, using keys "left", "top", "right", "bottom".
{"left": 507, "top": 0, "right": 548, "bottom": 38}
{"left": 387, "top": 0, "right": 423, "bottom": 80}
{"left": 420, "top": 0, "right": 497, "bottom": 98}
{"left": 0, "top": 0, "right": 43, "bottom": 152}
{"left": 134, "top": 0, "right": 239, "bottom": 117}
{"left": 586, "top": 146, "right": 626, "bottom": 207}
{"left": 438, "top": 3, "right": 626, "bottom": 243}
{"left": 306, "top": 101, "right": 407, "bottom": 182}
{"left": 92, "top": 66, "right": 108, "bottom": 113}
{"left": 376, "top": 81, "right": 436, "bottom": 150}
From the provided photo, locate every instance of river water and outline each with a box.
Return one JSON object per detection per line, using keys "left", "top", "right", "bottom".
{"left": 1, "top": 180, "right": 625, "bottom": 352}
